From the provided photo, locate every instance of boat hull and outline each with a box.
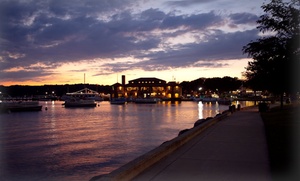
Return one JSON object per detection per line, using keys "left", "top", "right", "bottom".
{"left": 110, "top": 98, "right": 126, "bottom": 105}
{"left": 64, "top": 103, "right": 97, "bottom": 108}
{"left": 134, "top": 98, "right": 159, "bottom": 104}
{"left": 8, "top": 105, "right": 43, "bottom": 112}
{"left": 0, "top": 101, "right": 42, "bottom": 112}
{"left": 110, "top": 102, "right": 126, "bottom": 105}
{"left": 63, "top": 99, "right": 97, "bottom": 108}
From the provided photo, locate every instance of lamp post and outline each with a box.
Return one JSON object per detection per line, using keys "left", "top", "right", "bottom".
{"left": 198, "top": 87, "right": 202, "bottom": 98}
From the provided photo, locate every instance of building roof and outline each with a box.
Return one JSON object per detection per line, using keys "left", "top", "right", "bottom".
{"left": 112, "top": 82, "right": 123, "bottom": 86}
{"left": 128, "top": 77, "right": 166, "bottom": 83}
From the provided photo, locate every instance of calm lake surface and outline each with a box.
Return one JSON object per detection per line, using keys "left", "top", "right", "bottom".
{"left": 0, "top": 101, "right": 251, "bottom": 181}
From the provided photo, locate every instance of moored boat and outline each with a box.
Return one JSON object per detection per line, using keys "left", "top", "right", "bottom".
{"left": 0, "top": 101, "right": 42, "bottom": 112}
{"left": 61, "top": 88, "right": 103, "bottom": 101}
{"left": 63, "top": 99, "right": 97, "bottom": 108}
{"left": 110, "top": 97, "right": 126, "bottom": 105}
{"left": 134, "top": 98, "right": 159, "bottom": 104}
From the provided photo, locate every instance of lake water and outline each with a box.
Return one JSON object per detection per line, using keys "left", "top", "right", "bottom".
{"left": 0, "top": 101, "right": 246, "bottom": 181}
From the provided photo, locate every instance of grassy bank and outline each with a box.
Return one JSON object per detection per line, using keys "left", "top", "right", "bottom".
{"left": 260, "top": 103, "right": 300, "bottom": 180}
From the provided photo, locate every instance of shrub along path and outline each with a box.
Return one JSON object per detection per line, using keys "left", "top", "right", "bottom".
{"left": 261, "top": 102, "right": 300, "bottom": 181}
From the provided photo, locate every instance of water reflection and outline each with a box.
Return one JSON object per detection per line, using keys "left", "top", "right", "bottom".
{"left": 0, "top": 101, "right": 243, "bottom": 181}
{"left": 198, "top": 101, "right": 226, "bottom": 120}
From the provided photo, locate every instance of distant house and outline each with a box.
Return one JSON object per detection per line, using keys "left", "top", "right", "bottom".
{"left": 111, "top": 76, "right": 182, "bottom": 100}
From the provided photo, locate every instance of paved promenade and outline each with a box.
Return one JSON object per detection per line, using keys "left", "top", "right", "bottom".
{"left": 132, "top": 107, "right": 271, "bottom": 181}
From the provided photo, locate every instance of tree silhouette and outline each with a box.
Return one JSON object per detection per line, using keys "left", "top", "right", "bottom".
{"left": 243, "top": 0, "right": 300, "bottom": 108}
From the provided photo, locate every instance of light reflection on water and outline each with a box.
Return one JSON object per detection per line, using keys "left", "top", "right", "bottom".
{"left": 0, "top": 101, "right": 250, "bottom": 181}
{"left": 197, "top": 102, "right": 222, "bottom": 120}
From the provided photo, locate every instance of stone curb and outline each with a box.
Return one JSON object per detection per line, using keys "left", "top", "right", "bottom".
{"left": 90, "top": 111, "right": 231, "bottom": 181}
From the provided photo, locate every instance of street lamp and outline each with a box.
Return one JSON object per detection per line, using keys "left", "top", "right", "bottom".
{"left": 198, "top": 87, "right": 203, "bottom": 98}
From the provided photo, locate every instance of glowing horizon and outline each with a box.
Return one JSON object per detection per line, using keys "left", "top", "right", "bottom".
{"left": 1, "top": 58, "right": 249, "bottom": 86}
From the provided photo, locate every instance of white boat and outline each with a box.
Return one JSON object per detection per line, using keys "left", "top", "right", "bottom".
{"left": 61, "top": 88, "right": 103, "bottom": 101}
{"left": 0, "top": 101, "right": 42, "bottom": 112}
{"left": 110, "top": 97, "right": 127, "bottom": 105}
{"left": 63, "top": 98, "right": 97, "bottom": 108}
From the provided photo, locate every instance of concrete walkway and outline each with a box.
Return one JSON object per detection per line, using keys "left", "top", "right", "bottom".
{"left": 132, "top": 107, "right": 271, "bottom": 181}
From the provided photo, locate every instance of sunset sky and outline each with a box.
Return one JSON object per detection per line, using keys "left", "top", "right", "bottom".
{"left": 0, "top": 0, "right": 267, "bottom": 86}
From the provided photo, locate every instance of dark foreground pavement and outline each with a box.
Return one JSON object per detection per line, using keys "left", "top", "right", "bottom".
{"left": 132, "top": 107, "right": 271, "bottom": 181}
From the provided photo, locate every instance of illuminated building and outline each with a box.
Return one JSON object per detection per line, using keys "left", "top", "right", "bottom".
{"left": 111, "top": 76, "right": 182, "bottom": 100}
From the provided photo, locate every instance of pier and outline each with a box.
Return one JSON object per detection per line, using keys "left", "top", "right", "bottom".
{"left": 90, "top": 105, "right": 271, "bottom": 181}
